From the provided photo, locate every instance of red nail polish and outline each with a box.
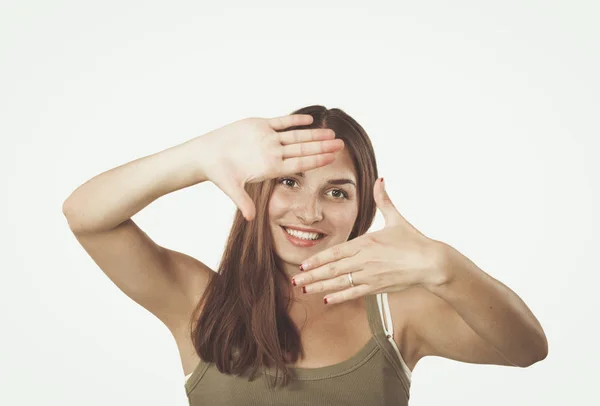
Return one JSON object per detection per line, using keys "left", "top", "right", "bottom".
{"left": 324, "top": 298, "right": 328, "bottom": 304}
{"left": 302, "top": 286, "right": 307, "bottom": 294}
{"left": 380, "top": 177, "right": 384, "bottom": 183}
{"left": 292, "top": 278, "right": 296, "bottom": 286}
{"left": 299, "top": 264, "right": 304, "bottom": 271}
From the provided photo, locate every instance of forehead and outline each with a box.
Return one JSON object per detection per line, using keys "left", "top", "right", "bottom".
{"left": 297, "top": 148, "right": 356, "bottom": 181}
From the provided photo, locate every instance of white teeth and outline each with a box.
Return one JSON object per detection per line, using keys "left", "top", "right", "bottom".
{"left": 284, "top": 227, "right": 323, "bottom": 240}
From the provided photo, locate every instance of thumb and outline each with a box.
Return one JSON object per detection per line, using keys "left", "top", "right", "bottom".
{"left": 221, "top": 181, "right": 256, "bottom": 221}
{"left": 375, "top": 178, "right": 402, "bottom": 227}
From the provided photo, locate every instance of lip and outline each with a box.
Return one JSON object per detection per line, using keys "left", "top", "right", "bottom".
{"left": 281, "top": 225, "right": 327, "bottom": 235}
{"left": 280, "top": 226, "right": 326, "bottom": 247}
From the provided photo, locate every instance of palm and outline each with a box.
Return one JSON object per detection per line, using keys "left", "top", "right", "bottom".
{"left": 202, "top": 115, "right": 343, "bottom": 221}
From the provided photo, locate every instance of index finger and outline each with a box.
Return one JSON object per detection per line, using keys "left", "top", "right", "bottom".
{"left": 300, "top": 240, "right": 359, "bottom": 272}
{"left": 268, "top": 114, "right": 314, "bottom": 131}
{"left": 278, "top": 128, "right": 336, "bottom": 145}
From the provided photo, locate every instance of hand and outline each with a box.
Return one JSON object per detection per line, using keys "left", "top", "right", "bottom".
{"left": 291, "top": 178, "right": 449, "bottom": 304}
{"left": 199, "top": 115, "right": 345, "bottom": 221}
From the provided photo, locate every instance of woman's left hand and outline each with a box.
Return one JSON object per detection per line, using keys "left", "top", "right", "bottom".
{"left": 292, "top": 178, "right": 449, "bottom": 305}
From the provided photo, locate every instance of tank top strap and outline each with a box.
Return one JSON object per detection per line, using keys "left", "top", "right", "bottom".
{"left": 365, "top": 293, "right": 412, "bottom": 393}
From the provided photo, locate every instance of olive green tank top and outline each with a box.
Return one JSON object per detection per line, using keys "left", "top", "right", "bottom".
{"left": 184, "top": 293, "right": 412, "bottom": 405}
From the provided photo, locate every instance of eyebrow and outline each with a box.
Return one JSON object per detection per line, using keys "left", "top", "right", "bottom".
{"left": 294, "top": 172, "right": 356, "bottom": 187}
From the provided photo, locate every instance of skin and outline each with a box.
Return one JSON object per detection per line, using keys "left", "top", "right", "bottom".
{"left": 268, "top": 147, "right": 361, "bottom": 317}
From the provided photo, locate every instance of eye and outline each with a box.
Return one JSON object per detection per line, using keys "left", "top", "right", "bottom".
{"left": 278, "top": 178, "right": 349, "bottom": 200}
{"left": 326, "top": 189, "right": 349, "bottom": 200}
{"left": 279, "top": 177, "right": 296, "bottom": 188}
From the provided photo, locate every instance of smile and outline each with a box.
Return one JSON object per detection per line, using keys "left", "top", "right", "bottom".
{"left": 281, "top": 226, "right": 326, "bottom": 247}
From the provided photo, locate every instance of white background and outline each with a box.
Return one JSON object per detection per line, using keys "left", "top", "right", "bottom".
{"left": 2, "top": 1, "right": 598, "bottom": 405}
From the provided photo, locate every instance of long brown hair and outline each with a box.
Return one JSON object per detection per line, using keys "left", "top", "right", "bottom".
{"left": 190, "top": 105, "right": 380, "bottom": 387}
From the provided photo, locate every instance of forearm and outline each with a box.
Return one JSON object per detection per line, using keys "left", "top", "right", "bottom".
{"left": 63, "top": 135, "right": 211, "bottom": 233}
{"left": 427, "top": 243, "right": 548, "bottom": 367}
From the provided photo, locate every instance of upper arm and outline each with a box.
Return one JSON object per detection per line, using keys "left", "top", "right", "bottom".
{"left": 393, "top": 287, "right": 516, "bottom": 367}
{"left": 69, "top": 218, "right": 213, "bottom": 332}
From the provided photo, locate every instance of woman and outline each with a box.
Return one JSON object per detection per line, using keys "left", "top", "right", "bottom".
{"left": 63, "top": 105, "right": 548, "bottom": 405}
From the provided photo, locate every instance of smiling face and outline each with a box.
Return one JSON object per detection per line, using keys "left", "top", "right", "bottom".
{"left": 268, "top": 148, "right": 359, "bottom": 277}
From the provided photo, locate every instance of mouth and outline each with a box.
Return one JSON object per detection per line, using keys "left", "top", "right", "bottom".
{"left": 280, "top": 226, "right": 327, "bottom": 247}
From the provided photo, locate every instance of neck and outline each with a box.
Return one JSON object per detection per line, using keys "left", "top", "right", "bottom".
{"left": 276, "top": 263, "right": 351, "bottom": 327}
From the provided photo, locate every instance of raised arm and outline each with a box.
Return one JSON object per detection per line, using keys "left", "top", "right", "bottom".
{"left": 62, "top": 114, "right": 344, "bottom": 333}
{"left": 62, "top": 135, "right": 216, "bottom": 332}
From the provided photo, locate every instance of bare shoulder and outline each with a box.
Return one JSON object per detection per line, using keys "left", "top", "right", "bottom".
{"left": 68, "top": 218, "right": 214, "bottom": 334}
{"left": 163, "top": 248, "right": 215, "bottom": 331}
{"left": 67, "top": 217, "right": 214, "bottom": 375}
{"left": 386, "top": 286, "right": 433, "bottom": 371}
{"left": 162, "top": 249, "right": 215, "bottom": 375}
{"left": 165, "top": 249, "right": 214, "bottom": 304}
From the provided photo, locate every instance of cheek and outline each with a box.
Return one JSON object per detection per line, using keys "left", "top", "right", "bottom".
{"left": 330, "top": 206, "right": 358, "bottom": 229}
{"left": 268, "top": 192, "right": 294, "bottom": 217}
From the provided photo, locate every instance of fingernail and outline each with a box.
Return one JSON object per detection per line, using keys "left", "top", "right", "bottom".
{"left": 302, "top": 286, "right": 307, "bottom": 294}
{"left": 291, "top": 278, "right": 297, "bottom": 286}
{"left": 379, "top": 177, "right": 384, "bottom": 183}
{"left": 299, "top": 264, "right": 305, "bottom": 272}
{"left": 324, "top": 297, "right": 329, "bottom": 304}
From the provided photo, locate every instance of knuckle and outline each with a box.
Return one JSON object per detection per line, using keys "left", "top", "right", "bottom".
{"left": 364, "top": 257, "right": 378, "bottom": 267}
{"left": 373, "top": 273, "right": 387, "bottom": 288}
{"left": 366, "top": 234, "right": 379, "bottom": 245}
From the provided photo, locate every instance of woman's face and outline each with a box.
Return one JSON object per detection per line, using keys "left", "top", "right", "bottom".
{"left": 268, "top": 148, "right": 359, "bottom": 276}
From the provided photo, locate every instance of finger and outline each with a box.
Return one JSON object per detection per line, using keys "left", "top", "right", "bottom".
{"left": 268, "top": 114, "right": 314, "bottom": 131}
{"left": 302, "top": 269, "right": 365, "bottom": 294}
{"left": 300, "top": 241, "right": 359, "bottom": 272}
{"left": 280, "top": 153, "right": 337, "bottom": 174}
{"left": 324, "top": 284, "right": 372, "bottom": 305}
{"left": 281, "top": 139, "right": 344, "bottom": 159}
{"left": 220, "top": 181, "right": 256, "bottom": 221}
{"left": 278, "top": 128, "right": 335, "bottom": 145}
{"left": 295, "top": 256, "right": 361, "bottom": 287}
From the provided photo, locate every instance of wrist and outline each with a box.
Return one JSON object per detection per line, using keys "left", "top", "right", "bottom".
{"left": 422, "top": 241, "right": 454, "bottom": 290}
{"left": 178, "top": 134, "right": 216, "bottom": 184}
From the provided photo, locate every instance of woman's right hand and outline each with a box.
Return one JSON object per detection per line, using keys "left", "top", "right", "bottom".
{"left": 197, "top": 114, "right": 344, "bottom": 221}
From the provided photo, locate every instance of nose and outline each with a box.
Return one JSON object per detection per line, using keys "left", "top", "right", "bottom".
{"left": 294, "top": 195, "right": 323, "bottom": 224}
